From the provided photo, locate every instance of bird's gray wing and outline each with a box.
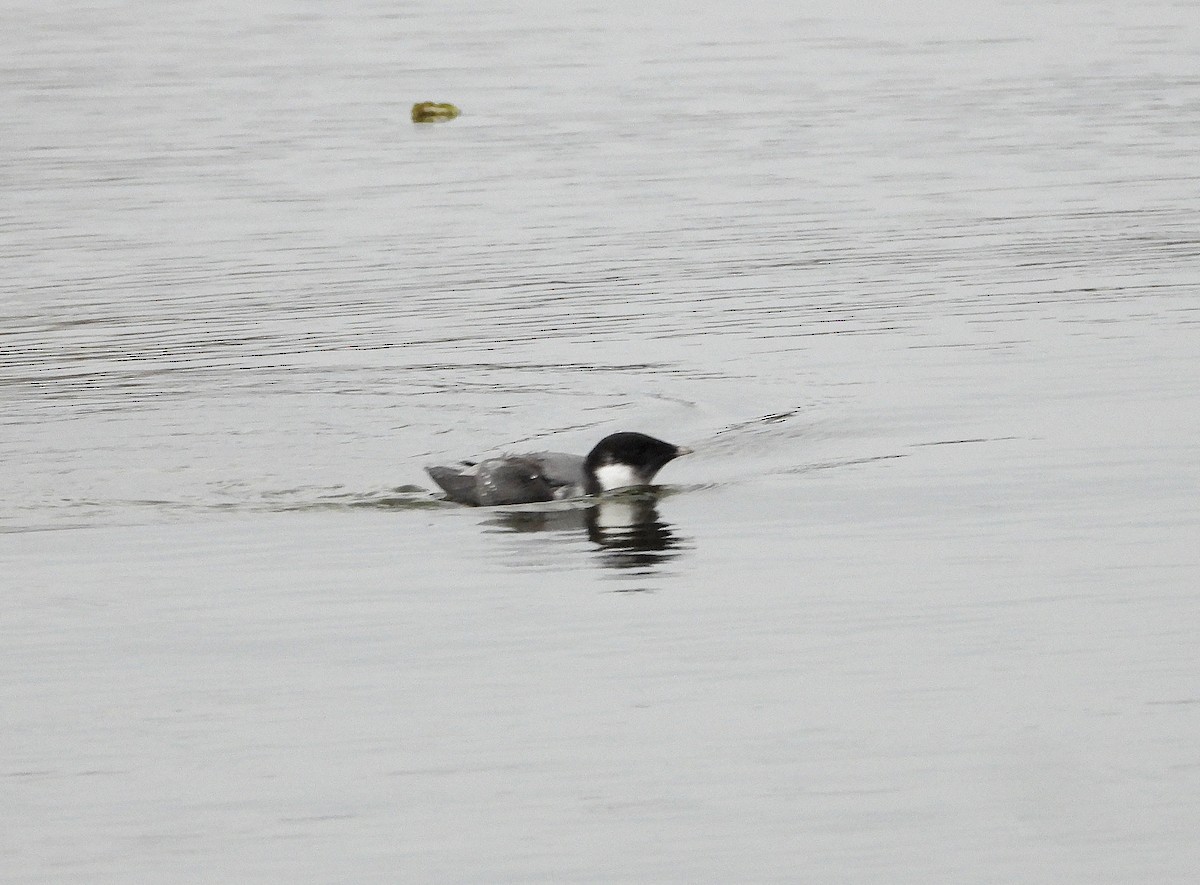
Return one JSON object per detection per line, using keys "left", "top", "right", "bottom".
{"left": 475, "top": 457, "right": 553, "bottom": 506}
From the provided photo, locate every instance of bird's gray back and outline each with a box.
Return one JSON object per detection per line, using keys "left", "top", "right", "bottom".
{"left": 524, "top": 452, "right": 586, "bottom": 488}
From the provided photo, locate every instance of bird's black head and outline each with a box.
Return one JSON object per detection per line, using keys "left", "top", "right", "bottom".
{"left": 583, "top": 432, "right": 692, "bottom": 495}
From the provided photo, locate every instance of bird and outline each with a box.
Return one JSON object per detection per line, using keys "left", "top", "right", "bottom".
{"left": 426, "top": 432, "right": 692, "bottom": 506}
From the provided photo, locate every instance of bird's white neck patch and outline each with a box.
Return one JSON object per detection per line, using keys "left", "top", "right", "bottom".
{"left": 592, "top": 462, "right": 643, "bottom": 492}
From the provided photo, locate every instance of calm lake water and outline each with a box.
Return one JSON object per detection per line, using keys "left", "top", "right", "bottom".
{"left": 3, "top": 0, "right": 1199, "bottom": 881}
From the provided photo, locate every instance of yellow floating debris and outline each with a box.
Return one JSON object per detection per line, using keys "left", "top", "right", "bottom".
{"left": 411, "top": 102, "right": 461, "bottom": 123}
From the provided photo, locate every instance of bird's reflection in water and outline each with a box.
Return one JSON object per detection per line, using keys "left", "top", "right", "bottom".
{"left": 586, "top": 495, "right": 683, "bottom": 572}
{"left": 485, "top": 492, "right": 686, "bottom": 573}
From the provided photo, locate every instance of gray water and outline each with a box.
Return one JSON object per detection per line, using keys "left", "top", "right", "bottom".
{"left": 3, "top": 1, "right": 1199, "bottom": 881}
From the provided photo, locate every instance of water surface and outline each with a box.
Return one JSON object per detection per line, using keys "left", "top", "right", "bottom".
{"left": 3, "top": 1, "right": 1199, "bottom": 881}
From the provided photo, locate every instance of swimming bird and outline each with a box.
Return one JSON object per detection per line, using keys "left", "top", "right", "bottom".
{"left": 426, "top": 432, "right": 692, "bottom": 506}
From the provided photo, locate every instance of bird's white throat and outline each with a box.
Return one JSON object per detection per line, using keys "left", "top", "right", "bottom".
{"left": 592, "top": 462, "right": 643, "bottom": 492}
